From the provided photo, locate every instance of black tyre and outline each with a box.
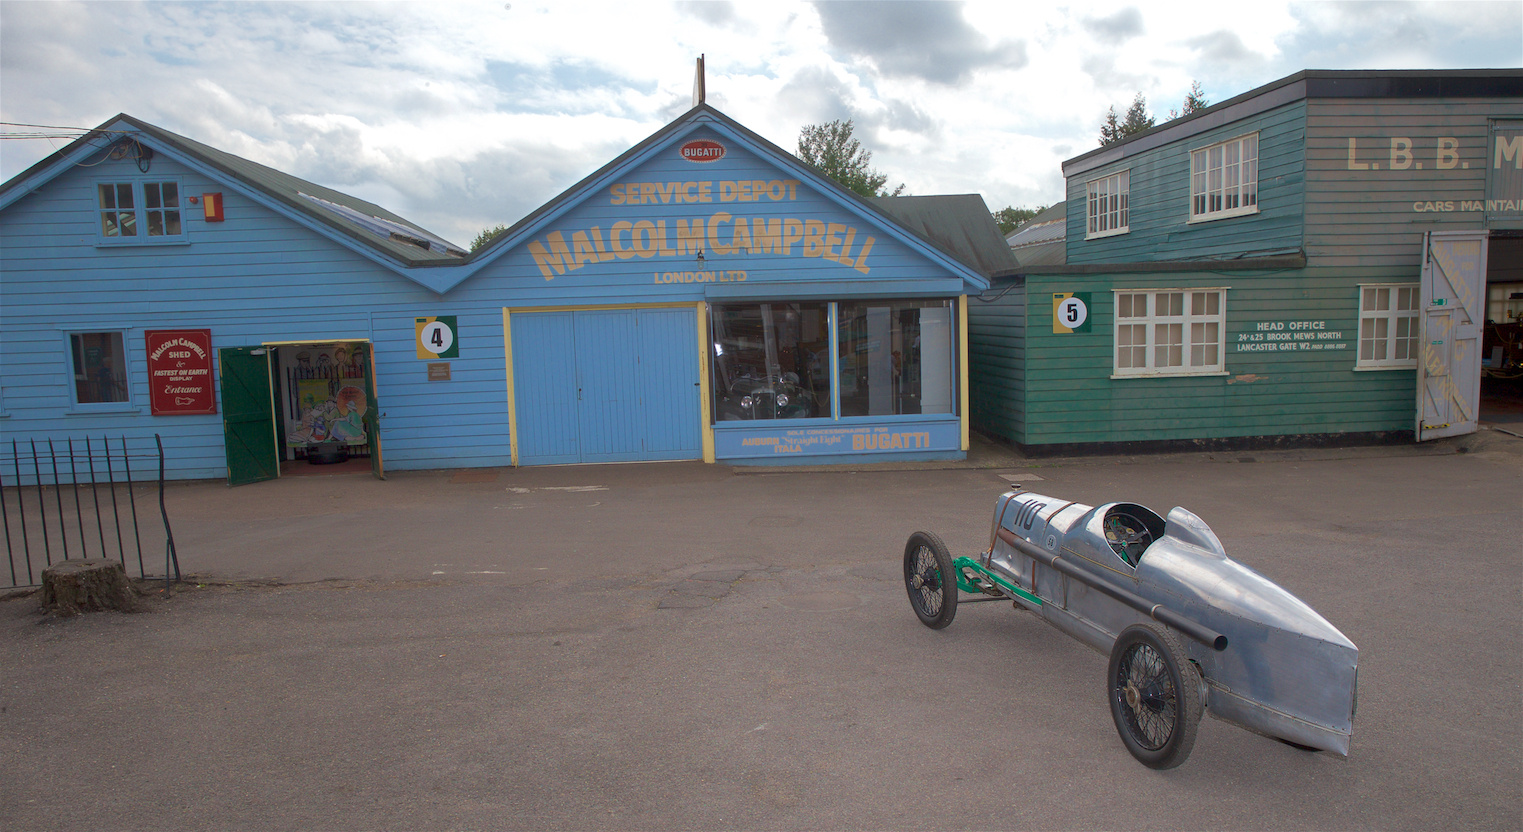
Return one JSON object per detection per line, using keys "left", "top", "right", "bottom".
{"left": 903, "top": 531, "right": 957, "bottom": 629}
{"left": 1108, "top": 623, "right": 1203, "bottom": 769}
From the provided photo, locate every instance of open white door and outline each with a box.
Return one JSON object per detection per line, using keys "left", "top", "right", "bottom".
{"left": 1417, "top": 231, "right": 1487, "bottom": 441}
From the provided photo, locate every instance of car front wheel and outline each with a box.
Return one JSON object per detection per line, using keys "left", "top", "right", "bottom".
{"left": 1108, "top": 623, "right": 1203, "bottom": 769}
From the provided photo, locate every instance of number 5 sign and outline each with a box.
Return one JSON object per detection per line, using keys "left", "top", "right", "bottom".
{"left": 415, "top": 315, "right": 460, "bottom": 359}
{"left": 1053, "top": 293, "right": 1091, "bottom": 334}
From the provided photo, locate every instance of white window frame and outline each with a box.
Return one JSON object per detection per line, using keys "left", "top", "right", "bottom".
{"left": 1113, "top": 288, "right": 1228, "bottom": 378}
{"left": 1086, "top": 170, "right": 1129, "bottom": 239}
{"left": 95, "top": 178, "right": 187, "bottom": 245}
{"left": 1189, "top": 133, "right": 1258, "bottom": 222}
{"left": 1356, "top": 283, "right": 1421, "bottom": 370}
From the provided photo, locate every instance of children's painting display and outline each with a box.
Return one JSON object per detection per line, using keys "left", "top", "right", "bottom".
{"left": 278, "top": 343, "right": 369, "bottom": 453}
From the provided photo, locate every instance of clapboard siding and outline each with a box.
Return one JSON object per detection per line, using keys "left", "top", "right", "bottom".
{"left": 1010, "top": 268, "right": 1414, "bottom": 446}
{"left": 1304, "top": 97, "right": 1521, "bottom": 268}
{"left": 1066, "top": 101, "right": 1307, "bottom": 265}
{"left": 968, "top": 286, "right": 1026, "bottom": 444}
{"left": 1, "top": 151, "right": 517, "bottom": 479}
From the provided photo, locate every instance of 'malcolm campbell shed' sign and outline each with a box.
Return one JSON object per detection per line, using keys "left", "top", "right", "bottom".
{"left": 145, "top": 329, "right": 216, "bottom": 415}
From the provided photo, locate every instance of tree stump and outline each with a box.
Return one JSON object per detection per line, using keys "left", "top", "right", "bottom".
{"left": 40, "top": 559, "right": 138, "bottom": 616}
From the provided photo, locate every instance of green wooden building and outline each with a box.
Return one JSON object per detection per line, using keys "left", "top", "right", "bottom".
{"left": 972, "top": 69, "right": 1523, "bottom": 453}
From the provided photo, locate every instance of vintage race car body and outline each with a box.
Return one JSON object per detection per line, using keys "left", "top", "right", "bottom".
{"left": 906, "top": 489, "right": 1359, "bottom": 767}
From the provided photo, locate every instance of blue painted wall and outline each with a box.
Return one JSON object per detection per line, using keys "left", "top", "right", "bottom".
{"left": 1, "top": 114, "right": 983, "bottom": 481}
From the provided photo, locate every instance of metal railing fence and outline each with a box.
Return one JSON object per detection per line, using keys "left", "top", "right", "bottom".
{"left": 1, "top": 435, "right": 179, "bottom": 591}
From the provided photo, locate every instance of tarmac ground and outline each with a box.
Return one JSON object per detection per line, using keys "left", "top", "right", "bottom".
{"left": 2, "top": 429, "right": 1520, "bottom": 830}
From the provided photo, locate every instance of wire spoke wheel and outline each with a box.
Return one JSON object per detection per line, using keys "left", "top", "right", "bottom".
{"left": 903, "top": 531, "right": 957, "bottom": 629}
{"left": 1108, "top": 624, "right": 1202, "bottom": 769}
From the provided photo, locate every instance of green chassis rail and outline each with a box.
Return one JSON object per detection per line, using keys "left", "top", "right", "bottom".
{"left": 953, "top": 556, "right": 1043, "bottom": 607}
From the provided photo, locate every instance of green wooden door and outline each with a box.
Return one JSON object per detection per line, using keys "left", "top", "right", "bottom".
{"left": 354, "top": 343, "right": 385, "bottom": 479}
{"left": 219, "top": 347, "right": 280, "bottom": 485}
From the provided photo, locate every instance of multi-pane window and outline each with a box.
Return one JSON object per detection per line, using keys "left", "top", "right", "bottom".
{"left": 97, "top": 181, "right": 182, "bottom": 240}
{"left": 70, "top": 332, "right": 130, "bottom": 404}
{"left": 1357, "top": 285, "right": 1420, "bottom": 369}
{"left": 1190, "top": 133, "right": 1258, "bottom": 220}
{"left": 1115, "top": 289, "right": 1226, "bottom": 376}
{"left": 1086, "top": 170, "right": 1129, "bottom": 239}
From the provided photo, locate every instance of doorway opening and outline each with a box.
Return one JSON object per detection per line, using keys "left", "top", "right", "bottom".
{"left": 218, "top": 339, "right": 383, "bottom": 485}
{"left": 1481, "top": 234, "right": 1523, "bottom": 432}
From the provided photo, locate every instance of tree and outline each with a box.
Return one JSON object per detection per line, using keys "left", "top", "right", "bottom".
{"left": 992, "top": 205, "right": 1047, "bottom": 235}
{"left": 1099, "top": 92, "right": 1156, "bottom": 146}
{"left": 471, "top": 224, "right": 508, "bottom": 252}
{"left": 797, "top": 119, "right": 905, "bottom": 199}
{"left": 1167, "top": 81, "right": 1210, "bottom": 121}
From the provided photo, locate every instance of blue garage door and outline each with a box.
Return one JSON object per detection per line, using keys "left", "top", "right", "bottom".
{"left": 513, "top": 308, "right": 700, "bottom": 465}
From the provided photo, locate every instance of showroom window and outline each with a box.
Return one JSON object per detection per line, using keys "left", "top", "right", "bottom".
{"left": 1086, "top": 170, "right": 1129, "bottom": 239}
{"left": 1114, "top": 289, "right": 1225, "bottom": 376}
{"left": 1190, "top": 133, "right": 1258, "bottom": 221}
{"left": 69, "top": 331, "right": 130, "bottom": 405}
{"left": 97, "top": 180, "right": 183, "bottom": 242}
{"left": 838, "top": 300, "right": 955, "bottom": 417}
{"left": 711, "top": 302, "right": 831, "bottom": 421}
{"left": 709, "top": 299, "right": 957, "bottom": 421}
{"left": 1357, "top": 284, "right": 1420, "bottom": 369}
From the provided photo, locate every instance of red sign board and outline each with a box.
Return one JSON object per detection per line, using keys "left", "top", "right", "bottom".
{"left": 145, "top": 329, "right": 217, "bottom": 415}
{"left": 679, "top": 140, "right": 725, "bottom": 162}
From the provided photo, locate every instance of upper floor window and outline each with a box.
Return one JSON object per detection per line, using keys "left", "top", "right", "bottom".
{"left": 1086, "top": 170, "right": 1129, "bottom": 239}
{"left": 97, "top": 180, "right": 183, "bottom": 242}
{"left": 1190, "top": 133, "right": 1258, "bottom": 221}
{"left": 1357, "top": 284, "right": 1420, "bottom": 369}
{"left": 1114, "top": 289, "right": 1226, "bottom": 377}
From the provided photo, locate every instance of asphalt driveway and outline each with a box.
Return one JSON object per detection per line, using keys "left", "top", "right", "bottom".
{"left": 2, "top": 432, "right": 1520, "bottom": 830}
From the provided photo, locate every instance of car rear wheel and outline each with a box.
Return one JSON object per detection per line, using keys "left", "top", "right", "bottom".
{"left": 1108, "top": 623, "right": 1202, "bottom": 769}
{"left": 903, "top": 531, "right": 957, "bottom": 629}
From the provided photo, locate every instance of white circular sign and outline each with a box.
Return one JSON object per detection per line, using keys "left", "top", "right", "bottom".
{"left": 1057, "top": 296, "right": 1089, "bottom": 329}
{"left": 420, "top": 321, "right": 455, "bottom": 355}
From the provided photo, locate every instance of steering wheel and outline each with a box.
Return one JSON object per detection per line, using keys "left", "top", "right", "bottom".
{"left": 1104, "top": 511, "right": 1155, "bottom": 565}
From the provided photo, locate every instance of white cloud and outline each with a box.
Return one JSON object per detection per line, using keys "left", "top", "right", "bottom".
{"left": 2, "top": 0, "right": 1518, "bottom": 245}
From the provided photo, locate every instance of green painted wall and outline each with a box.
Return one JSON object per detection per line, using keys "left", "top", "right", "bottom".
{"left": 1012, "top": 268, "right": 1415, "bottom": 446}
{"left": 968, "top": 282, "right": 1026, "bottom": 444}
{"left": 1066, "top": 101, "right": 1307, "bottom": 265}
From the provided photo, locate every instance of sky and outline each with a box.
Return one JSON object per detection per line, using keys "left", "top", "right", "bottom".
{"left": 2, "top": 0, "right": 1520, "bottom": 247}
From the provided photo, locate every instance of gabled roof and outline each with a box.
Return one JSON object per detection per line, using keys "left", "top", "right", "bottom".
{"left": 1003, "top": 201, "right": 1066, "bottom": 268}
{"left": 456, "top": 102, "right": 992, "bottom": 294}
{"left": 4, "top": 106, "right": 997, "bottom": 295}
{"left": 0, "top": 114, "right": 465, "bottom": 271}
{"left": 872, "top": 194, "right": 1019, "bottom": 279}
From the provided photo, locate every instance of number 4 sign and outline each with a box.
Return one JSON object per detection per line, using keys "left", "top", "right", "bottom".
{"left": 1053, "top": 293, "right": 1091, "bottom": 334}
{"left": 415, "top": 315, "right": 460, "bottom": 359}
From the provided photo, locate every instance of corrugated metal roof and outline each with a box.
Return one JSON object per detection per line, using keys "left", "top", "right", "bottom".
{"left": 1005, "top": 201, "right": 1066, "bottom": 268}
{"left": 871, "top": 194, "right": 1019, "bottom": 279}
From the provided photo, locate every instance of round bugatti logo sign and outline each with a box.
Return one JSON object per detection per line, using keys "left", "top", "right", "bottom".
{"left": 679, "top": 140, "right": 725, "bottom": 162}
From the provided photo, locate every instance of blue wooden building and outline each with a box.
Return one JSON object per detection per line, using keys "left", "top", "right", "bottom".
{"left": 1, "top": 106, "right": 1007, "bottom": 483}
{"left": 972, "top": 69, "right": 1523, "bottom": 453}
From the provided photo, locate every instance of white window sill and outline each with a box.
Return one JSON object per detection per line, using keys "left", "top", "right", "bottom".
{"left": 1353, "top": 363, "right": 1418, "bottom": 371}
{"left": 1110, "top": 370, "right": 1230, "bottom": 380}
{"left": 1085, "top": 227, "right": 1130, "bottom": 241}
{"left": 1187, "top": 206, "right": 1259, "bottom": 224}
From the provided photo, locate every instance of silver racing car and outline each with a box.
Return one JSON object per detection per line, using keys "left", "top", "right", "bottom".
{"left": 904, "top": 490, "right": 1359, "bottom": 769}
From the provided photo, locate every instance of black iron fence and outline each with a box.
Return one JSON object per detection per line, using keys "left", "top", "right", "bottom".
{"left": 1, "top": 435, "right": 179, "bottom": 591}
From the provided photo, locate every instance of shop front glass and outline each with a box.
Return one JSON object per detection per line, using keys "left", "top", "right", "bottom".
{"left": 838, "top": 300, "right": 955, "bottom": 417}
{"left": 712, "top": 302, "right": 831, "bottom": 420}
{"left": 709, "top": 299, "right": 955, "bottom": 421}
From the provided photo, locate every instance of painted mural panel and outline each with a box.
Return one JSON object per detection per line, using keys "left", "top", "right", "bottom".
{"left": 487, "top": 125, "right": 967, "bottom": 300}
